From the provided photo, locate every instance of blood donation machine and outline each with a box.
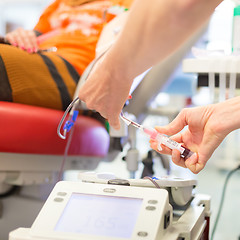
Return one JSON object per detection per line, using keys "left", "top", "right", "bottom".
{"left": 9, "top": 172, "right": 211, "bottom": 240}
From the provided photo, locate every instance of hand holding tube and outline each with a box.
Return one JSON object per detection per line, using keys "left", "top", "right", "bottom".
{"left": 150, "top": 98, "right": 240, "bottom": 174}
{"left": 120, "top": 112, "right": 194, "bottom": 160}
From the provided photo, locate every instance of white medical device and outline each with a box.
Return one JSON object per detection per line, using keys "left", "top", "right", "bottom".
{"left": 9, "top": 174, "right": 210, "bottom": 240}
{"left": 9, "top": 181, "right": 173, "bottom": 240}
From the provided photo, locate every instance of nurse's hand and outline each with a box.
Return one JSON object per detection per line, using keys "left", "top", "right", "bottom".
{"left": 150, "top": 97, "right": 240, "bottom": 174}
{"left": 78, "top": 54, "right": 133, "bottom": 130}
{"left": 5, "top": 28, "right": 38, "bottom": 53}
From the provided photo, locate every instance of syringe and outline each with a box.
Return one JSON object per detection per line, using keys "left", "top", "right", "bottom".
{"left": 120, "top": 113, "right": 194, "bottom": 160}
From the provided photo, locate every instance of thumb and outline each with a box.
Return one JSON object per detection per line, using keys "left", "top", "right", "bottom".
{"left": 155, "top": 109, "right": 188, "bottom": 136}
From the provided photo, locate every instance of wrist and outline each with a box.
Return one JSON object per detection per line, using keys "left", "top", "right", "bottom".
{"left": 213, "top": 96, "right": 240, "bottom": 134}
{"left": 103, "top": 46, "right": 134, "bottom": 88}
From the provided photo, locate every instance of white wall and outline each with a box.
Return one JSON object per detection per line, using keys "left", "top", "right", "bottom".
{"left": 0, "top": 0, "right": 52, "bottom": 35}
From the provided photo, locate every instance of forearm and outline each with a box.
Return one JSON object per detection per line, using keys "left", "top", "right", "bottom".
{"left": 105, "top": 0, "right": 222, "bottom": 80}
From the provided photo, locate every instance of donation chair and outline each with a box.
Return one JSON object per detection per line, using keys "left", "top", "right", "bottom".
{"left": 0, "top": 101, "right": 110, "bottom": 187}
{"left": 0, "top": 101, "right": 110, "bottom": 239}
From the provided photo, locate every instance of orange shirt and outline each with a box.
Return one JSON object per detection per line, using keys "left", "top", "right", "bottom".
{"left": 34, "top": 0, "right": 133, "bottom": 75}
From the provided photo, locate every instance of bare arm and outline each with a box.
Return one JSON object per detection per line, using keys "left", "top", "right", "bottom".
{"left": 78, "top": 0, "right": 223, "bottom": 129}
{"left": 109, "top": 0, "right": 222, "bottom": 77}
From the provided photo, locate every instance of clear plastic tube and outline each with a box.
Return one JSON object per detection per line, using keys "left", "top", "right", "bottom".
{"left": 142, "top": 126, "right": 194, "bottom": 160}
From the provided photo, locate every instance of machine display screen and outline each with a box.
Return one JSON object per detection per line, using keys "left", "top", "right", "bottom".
{"left": 54, "top": 193, "right": 143, "bottom": 238}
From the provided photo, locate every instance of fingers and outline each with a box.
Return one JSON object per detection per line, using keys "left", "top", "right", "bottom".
{"left": 149, "top": 139, "right": 172, "bottom": 155}
{"left": 185, "top": 153, "right": 205, "bottom": 174}
{"left": 108, "top": 117, "right": 121, "bottom": 130}
{"left": 171, "top": 149, "right": 206, "bottom": 173}
{"left": 5, "top": 28, "right": 38, "bottom": 53}
{"left": 150, "top": 139, "right": 205, "bottom": 173}
{"left": 150, "top": 140, "right": 187, "bottom": 168}
{"left": 25, "top": 30, "right": 38, "bottom": 52}
{"left": 172, "top": 149, "right": 187, "bottom": 168}
{"left": 149, "top": 139, "right": 186, "bottom": 168}
{"left": 79, "top": 92, "right": 121, "bottom": 130}
{"left": 172, "top": 151, "right": 205, "bottom": 174}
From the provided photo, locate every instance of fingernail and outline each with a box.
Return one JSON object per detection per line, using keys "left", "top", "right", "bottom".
{"left": 20, "top": 46, "right": 25, "bottom": 50}
{"left": 27, "top": 48, "right": 32, "bottom": 53}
